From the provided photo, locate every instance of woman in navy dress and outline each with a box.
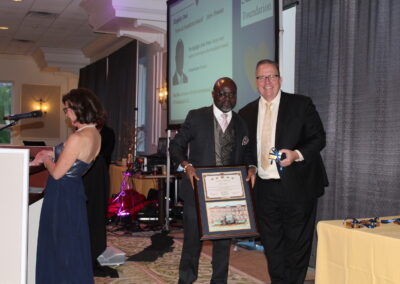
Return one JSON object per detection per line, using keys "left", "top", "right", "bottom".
{"left": 31, "top": 88, "right": 104, "bottom": 284}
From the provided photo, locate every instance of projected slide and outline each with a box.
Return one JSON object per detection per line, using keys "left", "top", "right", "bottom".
{"left": 168, "top": 0, "right": 277, "bottom": 127}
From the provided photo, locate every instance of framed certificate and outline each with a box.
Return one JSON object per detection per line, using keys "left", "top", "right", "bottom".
{"left": 193, "top": 166, "right": 259, "bottom": 240}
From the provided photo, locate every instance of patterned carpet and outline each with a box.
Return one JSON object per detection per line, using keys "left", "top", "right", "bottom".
{"left": 94, "top": 230, "right": 262, "bottom": 284}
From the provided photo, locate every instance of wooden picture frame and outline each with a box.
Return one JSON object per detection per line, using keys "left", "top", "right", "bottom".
{"left": 193, "top": 166, "right": 259, "bottom": 240}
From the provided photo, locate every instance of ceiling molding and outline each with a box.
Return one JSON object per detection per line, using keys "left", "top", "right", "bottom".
{"left": 118, "top": 29, "right": 165, "bottom": 49}
{"left": 82, "top": 34, "right": 133, "bottom": 62}
{"left": 81, "top": 0, "right": 167, "bottom": 50}
{"left": 0, "top": 0, "right": 167, "bottom": 73}
{"left": 134, "top": 19, "right": 166, "bottom": 33}
{"left": 33, "top": 47, "right": 90, "bottom": 74}
{"left": 113, "top": 0, "right": 166, "bottom": 21}
{"left": 80, "top": 0, "right": 116, "bottom": 30}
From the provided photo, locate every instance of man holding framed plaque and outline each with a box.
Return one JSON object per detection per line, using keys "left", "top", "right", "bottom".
{"left": 239, "top": 59, "right": 329, "bottom": 284}
{"left": 169, "top": 77, "right": 252, "bottom": 284}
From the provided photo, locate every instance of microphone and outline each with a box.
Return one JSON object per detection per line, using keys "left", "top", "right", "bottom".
{"left": 3, "top": 110, "right": 43, "bottom": 121}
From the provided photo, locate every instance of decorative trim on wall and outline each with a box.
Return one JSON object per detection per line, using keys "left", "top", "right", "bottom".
{"left": 150, "top": 51, "right": 164, "bottom": 146}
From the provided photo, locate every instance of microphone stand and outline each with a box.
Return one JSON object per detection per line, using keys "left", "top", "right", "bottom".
{"left": 0, "top": 120, "right": 18, "bottom": 131}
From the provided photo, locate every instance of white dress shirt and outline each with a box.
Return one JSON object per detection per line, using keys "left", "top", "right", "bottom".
{"left": 213, "top": 104, "right": 232, "bottom": 128}
{"left": 257, "top": 92, "right": 281, "bottom": 179}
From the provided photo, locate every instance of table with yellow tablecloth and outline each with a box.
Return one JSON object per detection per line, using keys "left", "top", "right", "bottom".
{"left": 109, "top": 164, "right": 158, "bottom": 198}
{"left": 315, "top": 216, "right": 400, "bottom": 284}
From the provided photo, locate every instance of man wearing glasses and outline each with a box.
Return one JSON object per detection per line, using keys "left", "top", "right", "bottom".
{"left": 239, "top": 59, "right": 328, "bottom": 284}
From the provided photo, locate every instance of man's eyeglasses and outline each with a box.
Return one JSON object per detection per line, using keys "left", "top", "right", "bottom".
{"left": 216, "top": 91, "right": 236, "bottom": 98}
{"left": 62, "top": 107, "right": 70, "bottom": 114}
{"left": 256, "top": 75, "right": 280, "bottom": 82}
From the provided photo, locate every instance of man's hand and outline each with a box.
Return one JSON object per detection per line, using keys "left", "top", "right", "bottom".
{"left": 246, "top": 166, "right": 257, "bottom": 188}
{"left": 182, "top": 162, "right": 199, "bottom": 189}
{"left": 279, "top": 149, "right": 299, "bottom": 167}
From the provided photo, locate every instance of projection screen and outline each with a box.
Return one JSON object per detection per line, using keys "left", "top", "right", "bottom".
{"left": 167, "top": 0, "right": 279, "bottom": 128}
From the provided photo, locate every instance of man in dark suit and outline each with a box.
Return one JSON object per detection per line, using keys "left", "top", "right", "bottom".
{"left": 239, "top": 59, "right": 328, "bottom": 284}
{"left": 169, "top": 77, "right": 250, "bottom": 284}
{"left": 83, "top": 117, "right": 117, "bottom": 277}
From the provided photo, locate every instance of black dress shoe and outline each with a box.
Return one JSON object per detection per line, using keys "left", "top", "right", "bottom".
{"left": 93, "top": 264, "right": 119, "bottom": 278}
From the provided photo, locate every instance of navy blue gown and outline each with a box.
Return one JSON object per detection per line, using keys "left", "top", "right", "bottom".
{"left": 36, "top": 143, "right": 94, "bottom": 284}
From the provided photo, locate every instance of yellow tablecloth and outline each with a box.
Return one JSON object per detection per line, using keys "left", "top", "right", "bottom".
{"left": 109, "top": 164, "right": 158, "bottom": 198}
{"left": 315, "top": 217, "right": 400, "bottom": 284}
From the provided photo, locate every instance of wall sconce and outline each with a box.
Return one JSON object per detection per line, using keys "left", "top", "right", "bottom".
{"left": 34, "top": 98, "right": 49, "bottom": 114}
{"left": 157, "top": 80, "right": 168, "bottom": 105}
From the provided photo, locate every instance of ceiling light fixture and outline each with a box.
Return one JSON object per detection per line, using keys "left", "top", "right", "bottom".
{"left": 0, "top": 27, "right": 9, "bottom": 30}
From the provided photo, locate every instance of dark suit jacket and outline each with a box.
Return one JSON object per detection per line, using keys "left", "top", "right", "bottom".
{"left": 99, "top": 125, "right": 115, "bottom": 166}
{"left": 169, "top": 106, "right": 250, "bottom": 201}
{"left": 239, "top": 92, "right": 328, "bottom": 201}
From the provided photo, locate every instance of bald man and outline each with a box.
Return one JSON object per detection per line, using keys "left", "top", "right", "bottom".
{"left": 169, "top": 77, "right": 252, "bottom": 284}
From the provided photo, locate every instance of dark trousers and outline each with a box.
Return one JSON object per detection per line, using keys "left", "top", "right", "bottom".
{"left": 178, "top": 189, "right": 231, "bottom": 284}
{"left": 254, "top": 177, "right": 317, "bottom": 284}
{"left": 83, "top": 156, "right": 109, "bottom": 267}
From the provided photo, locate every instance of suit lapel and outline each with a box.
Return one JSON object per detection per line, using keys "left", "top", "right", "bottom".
{"left": 249, "top": 99, "right": 260, "bottom": 147}
{"left": 204, "top": 106, "right": 216, "bottom": 159}
{"left": 275, "top": 93, "right": 289, "bottom": 148}
{"left": 231, "top": 112, "right": 241, "bottom": 146}
{"left": 245, "top": 99, "right": 259, "bottom": 133}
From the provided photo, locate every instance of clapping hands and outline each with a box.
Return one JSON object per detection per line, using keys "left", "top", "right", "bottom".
{"left": 30, "top": 150, "right": 53, "bottom": 166}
